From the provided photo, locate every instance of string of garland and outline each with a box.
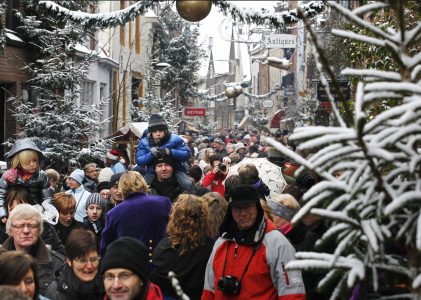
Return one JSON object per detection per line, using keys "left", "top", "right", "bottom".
{"left": 37, "top": 0, "right": 326, "bottom": 29}
{"left": 189, "top": 86, "right": 280, "bottom": 102}
{"left": 213, "top": 0, "right": 326, "bottom": 29}
{"left": 0, "top": 0, "right": 5, "bottom": 55}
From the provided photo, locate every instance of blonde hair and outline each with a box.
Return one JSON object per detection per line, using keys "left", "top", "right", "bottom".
{"left": 203, "top": 148, "right": 214, "bottom": 163}
{"left": 167, "top": 194, "right": 210, "bottom": 255}
{"left": 84, "top": 163, "right": 97, "bottom": 172}
{"left": 6, "top": 204, "right": 43, "bottom": 235}
{"left": 238, "top": 164, "right": 259, "bottom": 184}
{"left": 118, "top": 171, "right": 149, "bottom": 198}
{"left": 260, "top": 199, "right": 274, "bottom": 222}
{"left": 10, "top": 150, "right": 39, "bottom": 171}
{"left": 53, "top": 192, "right": 76, "bottom": 212}
{"left": 271, "top": 194, "right": 300, "bottom": 210}
{"left": 45, "top": 168, "right": 60, "bottom": 181}
{"left": 202, "top": 192, "right": 228, "bottom": 238}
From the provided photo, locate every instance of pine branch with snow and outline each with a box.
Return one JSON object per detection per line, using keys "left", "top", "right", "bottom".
{"left": 263, "top": 1, "right": 421, "bottom": 298}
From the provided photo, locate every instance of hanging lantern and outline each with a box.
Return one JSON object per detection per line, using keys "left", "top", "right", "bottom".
{"left": 234, "top": 85, "right": 243, "bottom": 96}
{"left": 176, "top": 0, "right": 212, "bottom": 22}
{"left": 225, "top": 87, "right": 236, "bottom": 98}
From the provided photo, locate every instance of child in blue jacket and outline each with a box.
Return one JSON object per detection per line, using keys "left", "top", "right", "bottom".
{"left": 136, "top": 114, "right": 193, "bottom": 192}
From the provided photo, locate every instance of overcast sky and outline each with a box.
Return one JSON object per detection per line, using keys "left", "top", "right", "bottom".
{"left": 197, "top": 1, "right": 278, "bottom": 76}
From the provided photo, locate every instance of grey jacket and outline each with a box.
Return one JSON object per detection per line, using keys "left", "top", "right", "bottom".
{"left": 0, "top": 138, "right": 52, "bottom": 218}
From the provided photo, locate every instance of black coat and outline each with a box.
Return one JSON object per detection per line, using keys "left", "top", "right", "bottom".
{"left": 46, "top": 266, "right": 104, "bottom": 300}
{"left": 150, "top": 236, "right": 214, "bottom": 300}
{"left": 54, "top": 220, "right": 86, "bottom": 246}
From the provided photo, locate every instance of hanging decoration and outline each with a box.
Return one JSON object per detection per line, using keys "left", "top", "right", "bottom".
{"left": 37, "top": 1, "right": 325, "bottom": 29}
{"left": 176, "top": 0, "right": 212, "bottom": 22}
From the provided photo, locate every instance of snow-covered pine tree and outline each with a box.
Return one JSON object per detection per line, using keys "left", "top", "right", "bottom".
{"left": 131, "top": 59, "right": 179, "bottom": 132}
{"left": 151, "top": 4, "right": 206, "bottom": 106}
{"left": 263, "top": 1, "right": 421, "bottom": 299}
{"left": 8, "top": 0, "right": 111, "bottom": 172}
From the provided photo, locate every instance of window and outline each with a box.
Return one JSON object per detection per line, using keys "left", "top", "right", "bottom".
{"left": 81, "top": 81, "right": 95, "bottom": 105}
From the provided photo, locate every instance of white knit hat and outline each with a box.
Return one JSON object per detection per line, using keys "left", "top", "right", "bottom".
{"left": 98, "top": 167, "right": 113, "bottom": 183}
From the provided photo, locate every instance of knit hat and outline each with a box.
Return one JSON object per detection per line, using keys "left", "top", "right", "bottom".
{"left": 197, "top": 143, "right": 207, "bottom": 150}
{"left": 101, "top": 237, "right": 149, "bottom": 282}
{"left": 98, "top": 167, "right": 113, "bottom": 183}
{"left": 213, "top": 137, "right": 225, "bottom": 145}
{"left": 227, "top": 184, "right": 260, "bottom": 207}
{"left": 85, "top": 192, "right": 106, "bottom": 210}
{"left": 109, "top": 172, "right": 124, "bottom": 189}
{"left": 106, "top": 149, "right": 120, "bottom": 161}
{"left": 148, "top": 114, "right": 168, "bottom": 132}
{"left": 187, "top": 166, "right": 202, "bottom": 182}
{"left": 153, "top": 155, "right": 175, "bottom": 168}
{"left": 235, "top": 143, "right": 246, "bottom": 152}
{"left": 69, "top": 169, "right": 85, "bottom": 185}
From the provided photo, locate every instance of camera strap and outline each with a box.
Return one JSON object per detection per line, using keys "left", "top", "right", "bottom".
{"left": 221, "top": 240, "right": 261, "bottom": 283}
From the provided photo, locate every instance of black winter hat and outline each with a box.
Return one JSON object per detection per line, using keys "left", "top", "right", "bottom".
{"left": 153, "top": 155, "right": 175, "bottom": 168}
{"left": 227, "top": 184, "right": 260, "bottom": 207}
{"left": 148, "top": 114, "right": 168, "bottom": 132}
{"left": 109, "top": 172, "right": 125, "bottom": 189}
{"left": 187, "top": 166, "right": 202, "bottom": 182}
{"left": 101, "top": 237, "right": 149, "bottom": 282}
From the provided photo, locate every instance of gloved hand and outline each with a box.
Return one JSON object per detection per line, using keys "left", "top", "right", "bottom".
{"left": 150, "top": 147, "right": 159, "bottom": 157}
{"left": 157, "top": 148, "right": 167, "bottom": 157}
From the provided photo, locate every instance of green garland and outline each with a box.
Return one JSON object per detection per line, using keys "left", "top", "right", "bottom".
{"left": 0, "top": 0, "right": 5, "bottom": 55}
{"left": 37, "top": 0, "right": 325, "bottom": 29}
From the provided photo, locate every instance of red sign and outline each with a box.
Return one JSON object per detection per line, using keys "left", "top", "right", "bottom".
{"left": 184, "top": 108, "right": 206, "bottom": 117}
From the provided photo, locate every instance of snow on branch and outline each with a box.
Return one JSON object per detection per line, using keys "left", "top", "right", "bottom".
{"left": 38, "top": 0, "right": 325, "bottom": 30}
{"left": 214, "top": 0, "right": 325, "bottom": 28}
{"left": 38, "top": 0, "right": 156, "bottom": 28}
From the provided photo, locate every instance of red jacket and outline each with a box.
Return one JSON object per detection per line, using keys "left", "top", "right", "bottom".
{"left": 202, "top": 219, "right": 306, "bottom": 300}
{"left": 202, "top": 171, "right": 227, "bottom": 197}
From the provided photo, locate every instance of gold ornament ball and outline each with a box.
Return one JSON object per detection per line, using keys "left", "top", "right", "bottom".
{"left": 225, "top": 87, "right": 236, "bottom": 98}
{"left": 234, "top": 85, "right": 243, "bottom": 96}
{"left": 176, "top": 0, "right": 212, "bottom": 22}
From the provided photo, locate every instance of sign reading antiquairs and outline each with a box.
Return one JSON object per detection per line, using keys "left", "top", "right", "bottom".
{"left": 184, "top": 107, "right": 206, "bottom": 117}
{"left": 317, "top": 81, "right": 351, "bottom": 102}
{"left": 264, "top": 34, "right": 296, "bottom": 49}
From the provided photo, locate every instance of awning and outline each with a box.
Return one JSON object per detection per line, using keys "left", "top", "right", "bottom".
{"left": 238, "top": 115, "right": 250, "bottom": 128}
{"left": 270, "top": 109, "right": 286, "bottom": 128}
{"left": 105, "top": 122, "right": 149, "bottom": 141}
{"left": 175, "top": 120, "right": 200, "bottom": 133}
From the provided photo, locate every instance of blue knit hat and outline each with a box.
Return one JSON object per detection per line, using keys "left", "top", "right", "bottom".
{"left": 69, "top": 169, "right": 85, "bottom": 185}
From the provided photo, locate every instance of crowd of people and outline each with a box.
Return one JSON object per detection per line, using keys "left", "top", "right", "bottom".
{"left": 0, "top": 114, "right": 334, "bottom": 300}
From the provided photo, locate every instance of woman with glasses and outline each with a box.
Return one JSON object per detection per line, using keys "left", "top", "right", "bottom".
{"left": 0, "top": 204, "right": 65, "bottom": 295}
{"left": 46, "top": 228, "right": 104, "bottom": 300}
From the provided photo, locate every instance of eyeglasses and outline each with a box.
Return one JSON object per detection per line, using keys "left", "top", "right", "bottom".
{"left": 103, "top": 272, "right": 134, "bottom": 283}
{"left": 11, "top": 223, "right": 39, "bottom": 230}
{"left": 74, "top": 256, "right": 101, "bottom": 265}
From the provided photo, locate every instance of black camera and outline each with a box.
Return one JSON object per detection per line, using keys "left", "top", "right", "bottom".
{"left": 218, "top": 163, "right": 227, "bottom": 172}
{"left": 217, "top": 276, "right": 241, "bottom": 295}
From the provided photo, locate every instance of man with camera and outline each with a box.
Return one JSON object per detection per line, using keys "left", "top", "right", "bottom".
{"left": 201, "top": 154, "right": 229, "bottom": 197}
{"left": 202, "top": 184, "right": 306, "bottom": 300}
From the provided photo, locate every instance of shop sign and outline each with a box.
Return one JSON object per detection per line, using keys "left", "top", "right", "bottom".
{"left": 264, "top": 34, "right": 296, "bottom": 49}
{"left": 184, "top": 107, "right": 206, "bottom": 117}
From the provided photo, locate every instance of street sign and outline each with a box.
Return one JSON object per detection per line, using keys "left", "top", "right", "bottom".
{"left": 317, "top": 81, "right": 351, "bottom": 102}
{"left": 264, "top": 34, "right": 296, "bottom": 49}
{"left": 184, "top": 107, "right": 206, "bottom": 117}
{"left": 262, "top": 100, "right": 274, "bottom": 108}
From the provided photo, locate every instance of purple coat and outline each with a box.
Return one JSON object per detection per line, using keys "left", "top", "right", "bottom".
{"left": 100, "top": 191, "right": 172, "bottom": 260}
